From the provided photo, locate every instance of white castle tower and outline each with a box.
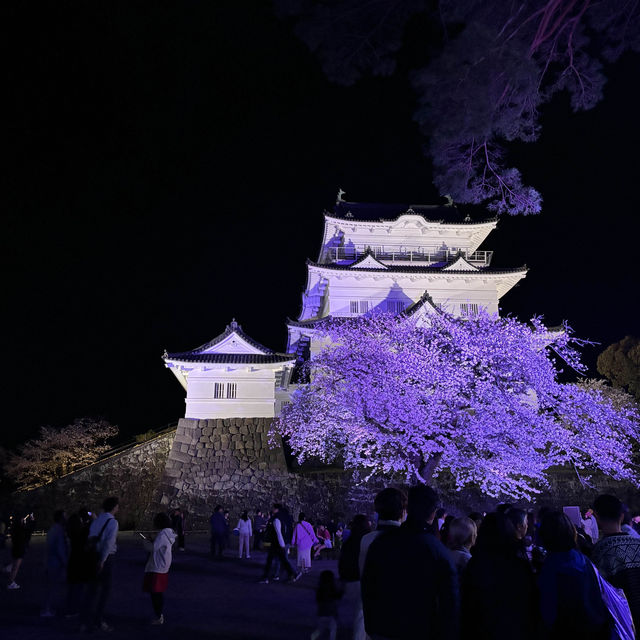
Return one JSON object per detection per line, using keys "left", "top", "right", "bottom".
{"left": 164, "top": 193, "right": 527, "bottom": 418}
{"left": 286, "top": 192, "right": 527, "bottom": 360}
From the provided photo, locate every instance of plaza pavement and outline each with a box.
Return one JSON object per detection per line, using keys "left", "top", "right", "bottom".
{"left": 0, "top": 532, "right": 352, "bottom": 639}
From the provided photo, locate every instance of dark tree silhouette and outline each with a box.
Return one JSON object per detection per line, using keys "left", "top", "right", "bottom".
{"left": 597, "top": 336, "right": 640, "bottom": 400}
{"left": 278, "top": 0, "right": 640, "bottom": 214}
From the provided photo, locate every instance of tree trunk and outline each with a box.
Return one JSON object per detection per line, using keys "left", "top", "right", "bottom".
{"left": 418, "top": 453, "right": 442, "bottom": 482}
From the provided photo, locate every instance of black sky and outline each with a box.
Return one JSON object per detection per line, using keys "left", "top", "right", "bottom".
{"left": 5, "top": 2, "right": 640, "bottom": 448}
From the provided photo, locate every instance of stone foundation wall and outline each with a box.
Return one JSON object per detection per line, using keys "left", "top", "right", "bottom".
{"left": 152, "top": 418, "right": 389, "bottom": 527}
{"left": 6, "top": 431, "right": 175, "bottom": 529}
{"left": 154, "top": 418, "right": 639, "bottom": 526}
{"left": 8, "top": 418, "right": 637, "bottom": 531}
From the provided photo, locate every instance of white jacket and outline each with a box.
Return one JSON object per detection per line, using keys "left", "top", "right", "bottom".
{"left": 144, "top": 528, "right": 177, "bottom": 574}
{"left": 237, "top": 518, "right": 252, "bottom": 536}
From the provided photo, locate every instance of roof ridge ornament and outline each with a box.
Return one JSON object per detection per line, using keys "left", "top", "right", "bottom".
{"left": 336, "top": 188, "right": 346, "bottom": 204}
{"left": 443, "top": 194, "right": 454, "bottom": 206}
{"left": 228, "top": 318, "right": 239, "bottom": 331}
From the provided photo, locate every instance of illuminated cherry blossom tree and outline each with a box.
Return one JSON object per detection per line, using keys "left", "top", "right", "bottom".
{"left": 7, "top": 418, "right": 119, "bottom": 489}
{"left": 276, "top": 312, "right": 640, "bottom": 499}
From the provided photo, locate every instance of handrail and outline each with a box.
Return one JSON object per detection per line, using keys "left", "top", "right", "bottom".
{"left": 325, "top": 246, "right": 493, "bottom": 265}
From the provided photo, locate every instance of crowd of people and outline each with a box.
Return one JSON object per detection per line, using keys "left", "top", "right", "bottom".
{"left": 1, "top": 498, "right": 177, "bottom": 630}
{"left": 2, "top": 490, "right": 639, "bottom": 638}
{"left": 332, "top": 488, "right": 640, "bottom": 640}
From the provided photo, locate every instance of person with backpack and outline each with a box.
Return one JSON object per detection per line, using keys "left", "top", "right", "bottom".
{"left": 292, "top": 512, "right": 318, "bottom": 573}
{"left": 592, "top": 494, "right": 640, "bottom": 631}
{"left": 258, "top": 504, "right": 301, "bottom": 584}
{"left": 80, "top": 496, "right": 119, "bottom": 633}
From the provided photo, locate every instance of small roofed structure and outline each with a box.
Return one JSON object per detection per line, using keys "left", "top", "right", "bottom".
{"left": 163, "top": 320, "right": 296, "bottom": 419}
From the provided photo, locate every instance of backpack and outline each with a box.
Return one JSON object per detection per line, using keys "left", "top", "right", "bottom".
{"left": 590, "top": 561, "right": 636, "bottom": 640}
{"left": 84, "top": 518, "right": 111, "bottom": 577}
{"left": 280, "top": 511, "right": 293, "bottom": 545}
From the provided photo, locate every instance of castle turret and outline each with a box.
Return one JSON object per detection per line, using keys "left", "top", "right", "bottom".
{"left": 163, "top": 320, "right": 295, "bottom": 419}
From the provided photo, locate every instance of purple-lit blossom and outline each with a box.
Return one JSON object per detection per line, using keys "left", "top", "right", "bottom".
{"left": 276, "top": 312, "right": 640, "bottom": 499}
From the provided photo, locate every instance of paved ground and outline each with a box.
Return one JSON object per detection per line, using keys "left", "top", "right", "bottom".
{"left": 0, "top": 533, "right": 353, "bottom": 639}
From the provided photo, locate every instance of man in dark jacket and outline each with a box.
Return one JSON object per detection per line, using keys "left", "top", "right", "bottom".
{"left": 209, "top": 506, "right": 227, "bottom": 559}
{"left": 361, "top": 485, "right": 459, "bottom": 640}
{"left": 259, "top": 504, "right": 301, "bottom": 584}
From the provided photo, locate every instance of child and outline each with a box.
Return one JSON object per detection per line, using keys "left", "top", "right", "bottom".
{"left": 310, "top": 570, "right": 342, "bottom": 640}
{"left": 142, "top": 513, "right": 176, "bottom": 625}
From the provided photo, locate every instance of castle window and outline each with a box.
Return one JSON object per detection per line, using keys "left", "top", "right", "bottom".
{"left": 386, "top": 300, "right": 405, "bottom": 314}
{"left": 214, "top": 383, "right": 225, "bottom": 399}
{"left": 460, "top": 303, "right": 479, "bottom": 316}
{"left": 226, "top": 383, "right": 237, "bottom": 399}
{"left": 350, "top": 300, "right": 369, "bottom": 314}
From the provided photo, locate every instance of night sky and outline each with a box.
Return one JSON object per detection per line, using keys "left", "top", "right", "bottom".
{"left": 5, "top": 2, "right": 640, "bottom": 448}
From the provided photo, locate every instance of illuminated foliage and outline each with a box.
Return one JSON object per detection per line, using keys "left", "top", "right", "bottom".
{"left": 7, "top": 418, "right": 119, "bottom": 489}
{"left": 276, "top": 312, "right": 640, "bottom": 499}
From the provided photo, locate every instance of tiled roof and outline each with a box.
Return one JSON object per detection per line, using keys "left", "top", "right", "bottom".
{"left": 306, "top": 258, "right": 527, "bottom": 275}
{"left": 164, "top": 352, "right": 295, "bottom": 364}
{"left": 404, "top": 291, "right": 440, "bottom": 317}
{"left": 286, "top": 317, "right": 324, "bottom": 328}
{"left": 329, "top": 201, "right": 495, "bottom": 225}
{"left": 185, "top": 319, "right": 273, "bottom": 355}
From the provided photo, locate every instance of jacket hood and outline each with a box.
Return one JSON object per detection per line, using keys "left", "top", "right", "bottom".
{"left": 162, "top": 527, "right": 177, "bottom": 544}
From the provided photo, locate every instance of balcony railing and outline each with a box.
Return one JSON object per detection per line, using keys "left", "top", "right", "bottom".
{"left": 323, "top": 246, "right": 493, "bottom": 267}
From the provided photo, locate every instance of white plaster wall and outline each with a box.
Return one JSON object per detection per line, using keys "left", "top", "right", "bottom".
{"left": 321, "top": 216, "right": 496, "bottom": 259}
{"left": 324, "top": 273, "right": 500, "bottom": 316}
{"left": 185, "top": 368, "right": 278, "bottom": 419}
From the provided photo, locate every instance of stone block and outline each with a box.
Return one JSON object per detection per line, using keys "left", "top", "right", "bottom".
{"left": 245, "top": 441, "right": 254, "bottom": 449}
{"left": 239, "top": 425, "right": 249, "bottom": 435}
{"left": 173, "top": 433, "right": 192, "bottom": 445}
{"left": 220, "top": 442, "right": 229, "bottom": 450}
{"left": 223, "top": 419, "right": 231, "bottom": 427}
{"left": 163, "top": 468, "right": 182, "bottom": 479}
{"left": 229, "top": 426, "right": 238, "bottom": 434}
{"left": 180, "top": 444, "right": 189, "bottom": 453}
{"left": 170, "top": 451, "right": 192, "bottom": 464}
{"left": 202, "top": 427, "right": 212, "bottom": 436}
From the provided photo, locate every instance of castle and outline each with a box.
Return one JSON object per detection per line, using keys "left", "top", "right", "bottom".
{"left": 153, "top": 194, "right": 528, "bottom": 518}
{"left": 163, "top": 193, "right": 527, "bottom": 420}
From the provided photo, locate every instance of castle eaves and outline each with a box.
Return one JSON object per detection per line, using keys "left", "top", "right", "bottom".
{"left": 306, "top": 259, "right": 528, "bottom": 276}
{"left": 164, "top": 353, "right": 295, "bottom": 364}
{"left": 328, "top": 201, "right": 496, "bottom": 226}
